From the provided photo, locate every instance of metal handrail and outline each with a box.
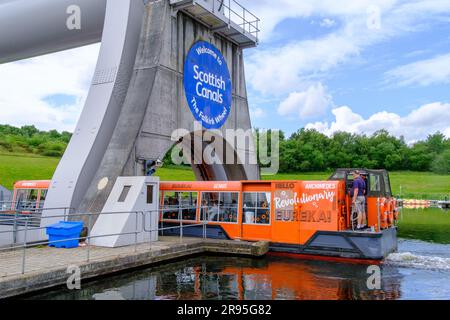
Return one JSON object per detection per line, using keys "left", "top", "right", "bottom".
{"left": 0, "top": 210, "right": 144, "bottom": 248}
{"left": 0, "top": 206, "right": 74, "bottom": 234}
{"left": 220, "top": 0, "right": 260, "bottom": 40}
{"left": 0, "top": 206, "right": 213, "bottom": 276}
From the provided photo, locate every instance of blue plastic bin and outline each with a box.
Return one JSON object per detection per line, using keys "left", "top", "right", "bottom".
{"left": 46, "top": 221, "right": 84, "bottom": 249}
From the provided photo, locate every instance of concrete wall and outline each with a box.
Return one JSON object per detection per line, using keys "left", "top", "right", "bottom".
{"left": 43, "top": 0, "right": 145, "bottom": 223}
{"left": 0, "top": 185, "right": 12, "bottom": 203}
{"left": 77, "top": 0, "right": 260, "bottom": 216}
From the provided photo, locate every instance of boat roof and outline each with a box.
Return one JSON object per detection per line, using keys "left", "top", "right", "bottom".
{"left": 332, "top": 168, "right": 388, "bottom": 174}
{"left": 14, "top": 180, "right": 51, "bottom": 189}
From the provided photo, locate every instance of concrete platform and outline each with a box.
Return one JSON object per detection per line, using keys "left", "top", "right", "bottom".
{"left": 0, "top": 237, "right": 268, "bottom": 299}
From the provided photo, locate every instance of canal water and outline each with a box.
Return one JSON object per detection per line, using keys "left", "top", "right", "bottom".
{"left": 28, "top": 208, "right": 450, "bottom": 300}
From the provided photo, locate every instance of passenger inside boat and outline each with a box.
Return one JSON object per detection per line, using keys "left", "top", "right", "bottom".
{"left": 162, "top": 191, "right": 198, "bottom": 221}
{"left": 243, "top": 192, "right": 271, "bottom": 224}
{"left": 200, "top": 192, "right": 239, "bottom": 223}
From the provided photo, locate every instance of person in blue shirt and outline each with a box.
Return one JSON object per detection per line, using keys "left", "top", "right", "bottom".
{"left": 352, "top": 170, "right": 367, "bottom": 230}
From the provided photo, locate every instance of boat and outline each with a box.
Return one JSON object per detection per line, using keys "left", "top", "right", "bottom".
{"left": 159, "top": 169, "right": 398, "bottom": 263}
{"left": 4, "top": 169, "right": 398, "bottom": 263}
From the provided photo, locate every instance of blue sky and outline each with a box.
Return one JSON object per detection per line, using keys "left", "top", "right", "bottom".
{"left": 242, "top": 0, "right": 450, "bottom": 142}
{"left": 0, "top": 0, "right": 449, "bottom": 142}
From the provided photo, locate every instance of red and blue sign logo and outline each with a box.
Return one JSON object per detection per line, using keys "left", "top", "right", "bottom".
{"left": 184, "top": 41, "right": 232, "bottom": 129}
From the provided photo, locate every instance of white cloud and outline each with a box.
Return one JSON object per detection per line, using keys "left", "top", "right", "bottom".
{"left": 246, "top": 32, "right": 361, "bottom": 96}
{"left": 245, "top": 0, "right": 450, "bottom": 96}
{"left": 278, "top": 83, "right": 332, "bottom": 118}
{"left": 320, "top": 18, "right": 336, "bottom": 28}
{"left": 0, "top": 44, "right": 100, "bottom": 132}
{"left": 240, "top": 0, "right": 397, "bottom": 40}
{"left": 385, "top": 53, "right": 450, "bottom": 87}
{"left": 306, "top": 102, "right": 450, "bottom": 142}
{"left": 249, "top": 106, "right": 266, "bottom": 119}
{"left": 444, "top": 127, "right": 450, "bottom": 138}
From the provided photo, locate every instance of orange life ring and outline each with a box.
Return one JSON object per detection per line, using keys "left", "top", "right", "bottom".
{"left": 393, "top": 205, "right": 399, "bottom": 221}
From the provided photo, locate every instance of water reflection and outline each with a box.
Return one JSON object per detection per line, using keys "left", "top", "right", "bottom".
{"left": 27, "top": 207, "right": 450, "bottom": 301}
{"left": 29, "top": 256, "right": 403, "bottom": 300}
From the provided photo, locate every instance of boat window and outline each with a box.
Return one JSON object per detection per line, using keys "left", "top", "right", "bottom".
{"left": 179, "top": 192, "right": 197, "bottom": 221}
{"left": 38, "top": 189, "right": 48, "bottom": 209}
{"left": 370, "top": 174, "right": 381, "bottom": 193}
{"left": 330, "top": 172, "right": 345, "bottom": 180}
{"left": 29, "top": 189, "right": 38, "bottom": 201}
{"left": 243, "top": 192, "right": 271, "bottom": 225}
{"left": 200, "top": 192, "right": 238, "bottom": 223}
{"left": 15, "top": 189, "right": 38, "bottom": 210}
{"left": 383, "top": 172, "right": 392, "bottom": 196}
{"left": 162, "top": 192, "right": 198, "bottom": 221}
{"left": 162, "top": 192, "right": 179, "bottom": 220}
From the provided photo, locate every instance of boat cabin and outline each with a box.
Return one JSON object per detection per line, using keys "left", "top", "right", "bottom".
{"left": 5, "top": 170, "right": 398, "bottom": 261}
{"left": 328, "top": 169, "right": 397, "bottom": 230}
{"left": 11, "top": 180, "right": 50, "bottom": 212}
{"left": 159, "top": 180, "right": 348, "bottom": 244}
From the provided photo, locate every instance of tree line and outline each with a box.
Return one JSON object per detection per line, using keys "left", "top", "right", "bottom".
{"left": 256, "top": 129, "right": 449, "bottom": 174}
{"left": 0, "top": 125, "right": 71, "bottom": 157}
{"left": 0, "top": 124, "right": 449, "bottom": 174}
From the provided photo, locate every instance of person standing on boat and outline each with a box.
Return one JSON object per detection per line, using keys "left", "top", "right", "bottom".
{"left": 352, "top": 170, "right": 367, "bottom": 230}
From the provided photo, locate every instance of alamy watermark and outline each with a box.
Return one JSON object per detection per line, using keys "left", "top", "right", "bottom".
{"left": 367, "top": 5, "right": 382, "bottom": 30}
{"left": 366, "top": 265, "right": 381, "bottom": 290}
{"left": 66, "top": 265, "right": 81, "bottom": 290}
{"left": 66, "top": 5, "right": 81, "bottom": 30}
{"left": 170, "top": 121, "right": 280, "bottom": 175}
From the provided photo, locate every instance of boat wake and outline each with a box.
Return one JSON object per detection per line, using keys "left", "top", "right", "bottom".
{"left": 386, "top": 252, "right": 450, "bottom": 271}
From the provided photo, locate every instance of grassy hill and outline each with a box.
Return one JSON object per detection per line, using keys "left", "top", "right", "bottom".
{"left": 0, "top": 152, "right": 448, "bottom": 199}
{"left": 0, "top": 153, "right": 60, "bottom": 189}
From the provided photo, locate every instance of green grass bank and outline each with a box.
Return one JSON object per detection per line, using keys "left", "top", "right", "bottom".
{"left": 0, "top": 153, "right": 448, "bottom": 199}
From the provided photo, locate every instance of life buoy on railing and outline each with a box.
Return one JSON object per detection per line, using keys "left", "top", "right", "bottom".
{"left": 379, "top": 197, "right": 390, "bottom": 228}
{"left": 387, "top": 199, "right": 394, "bottom": 225}
{"left": 393, "top": 200, "right": 399, "bottom": 221}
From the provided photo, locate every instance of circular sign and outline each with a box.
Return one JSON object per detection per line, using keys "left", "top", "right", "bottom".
{"left": 183, "top": 41, "right": 232, "bottom": 129}
{"left": 97, "top": 177, "right": 109, "bottom": 191}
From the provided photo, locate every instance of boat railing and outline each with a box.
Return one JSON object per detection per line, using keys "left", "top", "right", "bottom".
{"left": 0, "top": 206, "right": 209, "bottom": 276}
{"left": 0, "top": 200, "right": 41, "bottom": 211}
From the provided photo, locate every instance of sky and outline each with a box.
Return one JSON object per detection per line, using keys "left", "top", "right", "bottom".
{"left": 0, "top": 0, "right": 450, "bottom": 143}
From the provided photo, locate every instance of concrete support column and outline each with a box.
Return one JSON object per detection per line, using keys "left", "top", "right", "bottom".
{"left": 78, "top": 0, "right": 260, "bottom": 217}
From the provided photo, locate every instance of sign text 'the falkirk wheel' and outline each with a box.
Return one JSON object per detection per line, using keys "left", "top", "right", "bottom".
{"left": 184, "top": 41, "right": 232, "bottom": 129}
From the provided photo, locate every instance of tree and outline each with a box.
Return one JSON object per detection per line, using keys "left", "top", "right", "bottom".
{"left": 431, "top": 151, "right": 450, "bottom": 174}
{"left": 20, "top": 125, "right": 39, "bottom": 137}
{"left": 409, "top": 142, "right": 434, "bottom": 171}
{"left": 426, "top": 132, "right": 446, "bottom": 154}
